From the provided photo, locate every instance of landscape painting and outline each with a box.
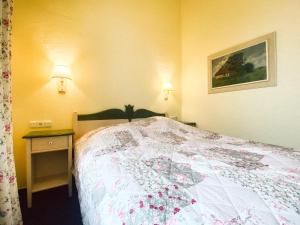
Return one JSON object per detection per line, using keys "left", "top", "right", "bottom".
{"left": 212, "top": 42, "right": 267, "bottom": 87}
{"left": 208, "top": 32, "right": 276, "bottom": 94}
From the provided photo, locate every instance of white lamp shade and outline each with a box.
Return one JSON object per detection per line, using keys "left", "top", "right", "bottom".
{"left": 163, "top": 82, "right": 174, "bottom": 91}
{"left": 52, "top": 65, "right": 71, "bottom": 79}
{"left": 162, "top": 82, "right": 174, "bottom": 101}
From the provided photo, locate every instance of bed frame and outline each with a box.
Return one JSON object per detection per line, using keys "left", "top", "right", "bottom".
{"left": 72, "top": 104, "right": 165, "bottom": 140}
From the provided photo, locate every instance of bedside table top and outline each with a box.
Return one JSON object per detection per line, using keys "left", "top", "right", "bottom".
{"left": 180, "top": 121, "right": 197, "bottom": 127}
{"left": 23, "top": 129, "right": 74, "bottom": 139}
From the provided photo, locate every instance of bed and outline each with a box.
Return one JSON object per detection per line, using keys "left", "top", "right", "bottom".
{"left": 73, "top": 105, "right": 300, "bottom": 225}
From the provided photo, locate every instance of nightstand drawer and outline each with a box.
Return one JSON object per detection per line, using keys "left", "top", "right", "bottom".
{"left": 32, "top": 136, "right": 69, "bottom": 153}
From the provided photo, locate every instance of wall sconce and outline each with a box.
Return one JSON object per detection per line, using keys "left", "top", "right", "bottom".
{"left": 52, "top": 65, "right": 71, "bottom": 94}
{"left": 163, "top": 82, "right": 174, "bottom": 101}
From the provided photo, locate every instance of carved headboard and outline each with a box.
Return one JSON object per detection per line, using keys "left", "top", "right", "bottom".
{"left": 73, "top": 105, "right": 165, "bottom": 140}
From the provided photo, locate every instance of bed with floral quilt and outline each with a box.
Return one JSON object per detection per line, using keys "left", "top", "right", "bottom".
{"left": 74, "top": 117, "right": 300, "bottom": 225}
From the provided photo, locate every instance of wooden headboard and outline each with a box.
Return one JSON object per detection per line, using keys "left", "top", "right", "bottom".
{"left": 73, "top": 104, "right": 166, "bottom": 140}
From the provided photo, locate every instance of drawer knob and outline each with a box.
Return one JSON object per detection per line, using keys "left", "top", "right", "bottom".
{"left": 48, "top": 141, "right": 53, "bottom": 145}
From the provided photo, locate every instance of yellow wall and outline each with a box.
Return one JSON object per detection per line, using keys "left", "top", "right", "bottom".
{"left": 181, "top": 0, "right": 300, "bottom": 148}
{"left": 12, "top": 0, "right": 181, "bottom": 188}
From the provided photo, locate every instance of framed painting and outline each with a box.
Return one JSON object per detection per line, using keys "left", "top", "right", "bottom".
{"left": 208, "top": 32, "right": 276, "bottom": 94}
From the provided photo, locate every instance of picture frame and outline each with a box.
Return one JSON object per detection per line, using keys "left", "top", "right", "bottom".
{"left": 208, "top": 32, "right": 276, "bottom": 94}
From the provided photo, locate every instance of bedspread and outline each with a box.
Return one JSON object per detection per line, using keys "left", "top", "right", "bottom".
{"left": 74, "top": 117, "right": 300, "bottom": 225}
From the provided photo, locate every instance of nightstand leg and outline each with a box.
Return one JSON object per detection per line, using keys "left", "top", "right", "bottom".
{"left": 27, "top": 188, "right": 32, "bottom": 208}
{"left": 68, "top": 135, "right": 73, "bottom": 197}
{"left": 26, "top": 140, "right": 32, "bottom": 208}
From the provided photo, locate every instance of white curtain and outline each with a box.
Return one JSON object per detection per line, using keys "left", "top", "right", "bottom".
{"left": 0, "top": 0, "right": 23, "bottom": 224}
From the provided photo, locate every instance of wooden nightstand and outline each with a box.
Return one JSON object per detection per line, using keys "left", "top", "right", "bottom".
{"left": 180, "top": 121, "right": 197, "bottom": 127}
{"left": 23, "top": 129, "right": 74, "bottom": 208}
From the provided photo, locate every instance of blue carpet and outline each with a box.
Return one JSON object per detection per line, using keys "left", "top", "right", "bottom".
{"left": 19, "top": 183, "right": 83, "bottom": 225}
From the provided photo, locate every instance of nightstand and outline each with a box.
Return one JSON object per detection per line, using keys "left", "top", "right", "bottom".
{"left": 23, "top": 129, "right": 74, "bottom": 208}
{"left": 180, "top": 121, "right": 197, "bottom": 127}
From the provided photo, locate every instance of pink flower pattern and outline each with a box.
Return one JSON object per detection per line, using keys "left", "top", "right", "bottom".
{"left": 124, "top": 182, "right": 199, "bottom": 224}
{"left": 0, "top": 0, "right": 22, "bottom": 224}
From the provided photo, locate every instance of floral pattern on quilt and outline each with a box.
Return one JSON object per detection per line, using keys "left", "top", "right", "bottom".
{"left": 143, "top": 156, "right": 205, "bottom": 188}
{"left": 219, "top": 167, "right": 300, "bottom": 215}
{"left": 200, "top": 147, "right": 267, "bottom": 170}
{"left": 74, "top": 117, "right": 300, "bottom": 225}
{"left": 123, "top": 184, "right": 198, "bottom": 225}
{"left": 159, "top": 132, "right": 187, "bottom": 145}
{"left": 119, "top": 156, "right": 204, "bottom": 224}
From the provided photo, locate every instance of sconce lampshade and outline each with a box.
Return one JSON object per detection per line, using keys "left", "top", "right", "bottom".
{"left": 163, "top": 82, "right": 174, "bottom": 91}
{"left": 52, "top": 65, "right": 71, "bottom": 94}
{"left": 52, "top": 65, "right": 71, "bottom": 80}
{"left": 162, "top": 82, "right": 174, "bottom": 101}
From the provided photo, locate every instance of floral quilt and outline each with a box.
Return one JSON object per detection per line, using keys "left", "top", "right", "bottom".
{"left": 74, "top": 117, "right": 300, "bottom": 225}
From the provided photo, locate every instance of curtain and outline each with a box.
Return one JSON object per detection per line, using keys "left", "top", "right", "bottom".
{"left": 0, "top": 0, "right": 22, "bottom": 224}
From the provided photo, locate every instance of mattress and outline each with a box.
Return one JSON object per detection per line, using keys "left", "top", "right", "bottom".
{"left": 74, "top": 117, "right": 300, "bottom": 225}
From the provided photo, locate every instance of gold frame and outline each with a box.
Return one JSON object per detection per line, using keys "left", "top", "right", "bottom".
{"left": 208, "top": 32, "right": 277, "bottom": 94}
